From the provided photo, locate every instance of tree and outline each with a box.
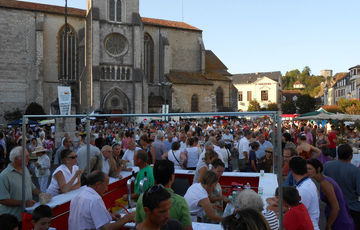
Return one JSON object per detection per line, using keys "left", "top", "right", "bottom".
{"left": 296, "top": 94, "right": 316, "bottom": 114}
{"left": 338, "top": 98, "right": 360, "bottom": 114}
{"left": 281, "top": 101, "right": 296, "bottom": 114}
{"left": 322, "top": 105, "right": 341, "bottom": 114}
{"left": 267, "top": 103, "right": 278, "bottom": 111}
{"left": 247, "top": 100, "right": 261, "bottom": 111}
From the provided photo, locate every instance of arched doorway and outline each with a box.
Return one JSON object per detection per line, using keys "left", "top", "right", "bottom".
{"left": 101, "top": 87, "right": 131, "bottom": 122}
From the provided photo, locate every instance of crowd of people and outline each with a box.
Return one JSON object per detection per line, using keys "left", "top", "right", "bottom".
{"left": 0, "top": 117, "right": 359, "bottom": 230}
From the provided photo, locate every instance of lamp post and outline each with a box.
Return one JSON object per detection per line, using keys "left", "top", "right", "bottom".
{"left": 293, "top": 95, "right": 298, "bottom": 114}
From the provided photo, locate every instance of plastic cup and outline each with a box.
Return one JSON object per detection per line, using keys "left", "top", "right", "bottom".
{"left": 260, "top": 170, "right": 265, "bottom": 177}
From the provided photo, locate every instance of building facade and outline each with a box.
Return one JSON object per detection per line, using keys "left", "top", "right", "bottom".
{"left": 231, "top": 72, "right": 282, "bottom": 111}
{"left": 0, "top": 0, "right": 236, "bottom": 123}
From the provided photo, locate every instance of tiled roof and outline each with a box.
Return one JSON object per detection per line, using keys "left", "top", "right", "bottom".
{"left": 294, "top": 81, "right": 302, "bottom": 85}
{"left": 333, "top": 72, "right": 348, "bottom": 81}
{"left": 205, "top": 72, "right": 231, "bottom": 81}
{"left": 282, "top": 89, "right": 302, "bottom": 94}
{"left": 232, "top": 71, "right": 282, "bottom": 84}
{"left": 349, "top": 65, "right": 360, "bottom": 70}
{"left": 0, "top": 0, "right": 86, "bottom": 17}
{"left": 167, "top": 71, "right": 213, "bottom": 85}
{"left": 142, "top": 17, "right": 201, "bottom": 32}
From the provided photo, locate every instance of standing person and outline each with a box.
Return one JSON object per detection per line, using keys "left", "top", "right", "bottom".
{"left": 162, "top": 142, "right": 186, "bottom": 169}
{"left": 304, "top": 126, "right": 313, "bottom": 145}
{"left": 0, "top": 146, "right": 40, "bottom": 220}
{"left": 46, "top": 149, "right": 81, "bottom": 196}
{"left": 134, "top": 185, "right": 184, "bottom": 230}
{"left": 68, "top": 171, "right": 134, "bottom": 230}
{"left": 248, "top": 142, "right": 260, "bottom": 172}
{"left": 237, "top": 130, "right": 252, "bottom": 172}
{"left": 76, "top": 135, "right": 101, "bottom": 171}
{"left": 289, "top": 156, "right": 320, "bottom": 230}
{"left": 185, "top": 137, "right": 200, "bottom": 170}
{"left": 164, "top": 133, "right": 175, "bottom": 152}
{"left": 193, "top": 150, "right": 218, "bottom": 184}
{"left": 256, "top": 133, "right": 273, "bottom": 159}
{"left": 122, "top": 150, "right": 155, "bottom": 201}
{"left": 323, "top": 144, "right": 360, "bottom": 229}
{"left": 122, "top": 139, "right": 141, "bottom": 166}
{"left": 221, "top": 129, "right": 233, "bottom": 150}
{"left": 72, "top": 131, "right": 81, "bottom": 152}
{"left": 184, "top": 171, "right": 223, "bottom": 223}
{"left": 135, "top": 160, "right": 193, "bottom": 230}
{"left": 217, "top": 140, "right": 231, "bottom": 171}
{"left": 53, "top": 137, "right": 72, "bottom": 168}
{"left": 316, "top": 128, "right": 330, "bottom": 164}
{"left": 151, "top": 131, "right": 168, "bottom": 164}
{"left": 258, "top": 147, "right": 273, "bottom": 173}
{"left": 296, "top": 135, "right": 321, "bottom": 160}
{"left": 33, "top": 146, "right": 51, "bottom": 193}
{"left": 307, "top": 158, "right": 355, "bottom": 230}
{"left": 327, "top": 125, "right": 338, "bottom": 159}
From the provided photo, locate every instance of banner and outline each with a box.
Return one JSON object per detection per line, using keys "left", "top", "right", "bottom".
{"left": 58, "top": 86, "right": 71, "bottom": 115}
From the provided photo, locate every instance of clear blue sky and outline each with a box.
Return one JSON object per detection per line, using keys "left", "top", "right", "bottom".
{"left": 22, "top": 0, "right": 360, "bottom": 76}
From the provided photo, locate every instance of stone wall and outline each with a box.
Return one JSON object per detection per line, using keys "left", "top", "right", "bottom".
{"left": 171, "top": 84, "right": 213, "bottom": 112}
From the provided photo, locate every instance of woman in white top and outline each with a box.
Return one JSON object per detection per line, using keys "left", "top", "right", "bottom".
{"left": 193, "top": 149, "right": 218, "bottom": 184}
{"left": 185, "top": 137, "right": 200, "bottom": 170}
{"left": 33, "top": 146, "right": 51, "bottom": 193}
{"left": 47, "top": 149, "right": 81, "bottom": 196}
{"left": 184, "top": 170, "right": 223, "bottom": 223}
{"left": 162, "top": 141, "right": 186, "bottom": 169}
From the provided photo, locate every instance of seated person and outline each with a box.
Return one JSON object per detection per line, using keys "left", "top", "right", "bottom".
{"left": 136, "top": 160, "right": 193, "bottom": 230}
{"left": 32, "top": 205, "right": 55, "bottom": 230}
{"left": 122, "top": 150, "right": 155, "bottom": 201}
{"left": 134, "top": 185, "right": 183, "bottom": 230}
{"left": 68, "top": 171, "right": 134, "bottom": 230}
{"left": 184, "top": 171, "right": 223, "bottom": 223}
{"left": 235, "top": 189, "right": 278, "bottom": 230}
{"left": 84, "top": 145, "right": 122, "bottom": 178}
{"left": 46, "top": 149, "right": 81, "bottom": 196}
{"left": 282, "top": 186, "right": 314, "bottom": 230}
{"left": 221, "top": 208, "right": 270, "bottom": 230}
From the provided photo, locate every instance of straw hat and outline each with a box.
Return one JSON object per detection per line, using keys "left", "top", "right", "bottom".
{"left": 33, "top": 146, "right": 47, "bottom": 154}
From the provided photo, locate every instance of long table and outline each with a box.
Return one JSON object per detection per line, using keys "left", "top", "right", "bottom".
{"left": 23, "top": 169, "right": 278, "bottom": 230}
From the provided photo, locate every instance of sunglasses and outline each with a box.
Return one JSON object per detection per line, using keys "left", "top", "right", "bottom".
{"left": 265, "top": 151, "right": 273, "bottom": 153}
{"left": 68, "top": 155, "right": 77, "bottom": 159}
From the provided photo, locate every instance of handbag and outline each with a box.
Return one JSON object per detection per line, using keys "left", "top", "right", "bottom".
{"left": 171, "top": 150, "right": 186, "bottom": 169}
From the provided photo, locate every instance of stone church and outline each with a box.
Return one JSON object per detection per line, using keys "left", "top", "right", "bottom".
{"left": 0, "top": 0, "right": 237, "bottom": 123}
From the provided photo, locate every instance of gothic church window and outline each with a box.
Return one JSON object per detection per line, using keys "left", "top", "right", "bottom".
{"left": 104, "top": 33, "right": 128, "bottom": 57}
{"left": 109, "top": 0, "right": 122, "bottom": 22}
{"left": 59, "top": 25, "right": 77, "bottom": 81}
{"left": 216, "top": 87, "right": 224, "bottom": 107}
{"left": 191, "top": 94, "right": 199, "bottom": 112}
{"left": 143, "top": 33, "right": 154, "bottom": 83}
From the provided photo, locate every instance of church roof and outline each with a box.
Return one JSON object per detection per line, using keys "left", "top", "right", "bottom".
{"left": 0, "top": 0, "right": 86, "bottom": 17}
{"left": 142, "top": 17, "right": 202, "bottom": 32}
{"left": 204, "top": 72, "right": 231, "bottom": 82}
{"left": 205, "top": 50, "right": 231, "bottom": 77}
{"left": 167, "top": 71, "right": 213, "bottom": 85}
{"left": 231, "top": 71, "right": 282, "bottom": 84}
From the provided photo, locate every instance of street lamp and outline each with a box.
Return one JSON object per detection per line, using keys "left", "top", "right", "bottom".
{"left": 293, "top": 96, "right": 299, "bottom": 114}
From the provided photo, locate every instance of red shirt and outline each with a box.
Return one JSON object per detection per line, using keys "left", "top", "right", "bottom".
{"left": 284, "top": 203, "right": 314, "bottom": 230}
{"left": 328, "top": 131, "right": 337, "bottom": 149}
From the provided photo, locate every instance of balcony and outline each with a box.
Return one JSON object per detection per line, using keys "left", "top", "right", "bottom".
{"left": 100, "top": 65, "right": 132, "bottom": 81}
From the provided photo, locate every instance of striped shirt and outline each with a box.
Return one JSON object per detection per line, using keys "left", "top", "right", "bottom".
{"left": 263, "top": 210, "right": 279, "bottom": 230}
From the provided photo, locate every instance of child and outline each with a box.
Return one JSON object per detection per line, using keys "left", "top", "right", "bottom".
{"left": 33, "top": 147, "right": 51, "bottom": 193}
{"left": 32, "top": 205, "right": 55, "bottom": 230}
{"left": 282, "top": 186, "right": 314, "bottom": 230}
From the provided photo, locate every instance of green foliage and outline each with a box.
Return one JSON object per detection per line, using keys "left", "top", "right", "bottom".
{"left": 3, "top": 108, "right": 23, "bottom": 122}
{"left": 281, "top": 66, "right": 324, "bottom": 97}
{"left": 338, "top": 98, "right": 360, "bottom": 114}
{"left": 247, "top": 100, "right": 261, "bottom": 111}
{"left": 297, "top": 94, "right": 316, "bottom": 114}
{"left": 267, "top": 103, "right": 278, "bottom": 111}
{"left": 281, "top": 101, "right": 297, "bottom": 114}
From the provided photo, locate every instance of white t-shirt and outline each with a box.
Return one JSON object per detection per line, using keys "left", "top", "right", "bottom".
{"left": 168, "top": 149, "right": 182, "bottom": 169}
{"left": 238, "top": 137, "right": 250, "bottom": 159}
{"left": 197, "top": 148, "right": 224, "bottom": 166}
{"left": 122, "top": 147, "right": 141, "bottom": 166}
{"left": 184, "top": 183, "right": 209, "bottom": 222}
{"left": 47, "top": 164, "right": 79, "bottom": 196}
{"left": 68, "top": 186, "right": 112, "bottom": 230}
{"left": 296, "top": 177, "right": 320, "bottom": 230}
